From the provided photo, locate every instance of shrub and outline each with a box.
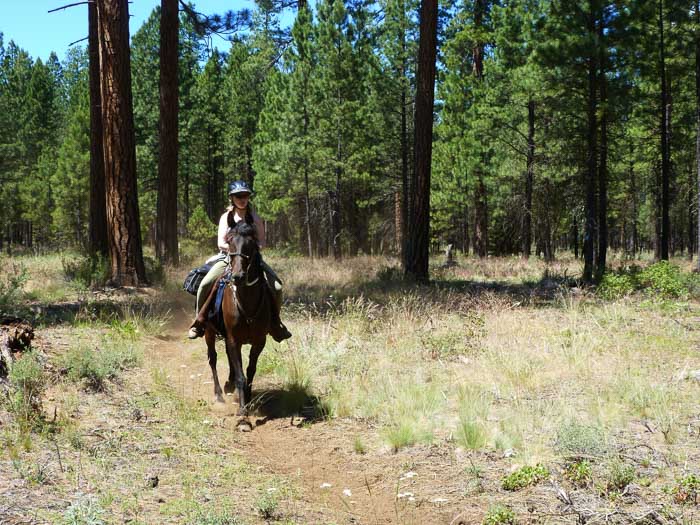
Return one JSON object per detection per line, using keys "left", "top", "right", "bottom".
{"left": 502, "top": 464, "right": 549, "bottom": 491}
{"left": 555, "top": 421, "right": 608, "bottom": 458}
{"left": 6, "top": 352, "right": 46, "bottom": 428}
{"left": 186, "top": 206, "right": 216, "bottom": 250}
{"left": 60, "top": 342, "right": 141, "bottom": 391}
{"left": 61, "top": 496, "right": 107, "bottom": 525}
{"left": 564, "top": 460, "right": 592, "bottom": 487}
{"left": 604, "top": 460, "right": 635, "bottom": 493}
{"left": 483, "top": 504, "right": 517, "bottom": 525}
{"left": 597, "top": 272, "right": 636, "bottom": 300}
{"left": 672, "top": 474, "right": 700, "bottom": 505}
{"left": 62, "top": 255, "right": 109, "bottom": 288}
{"left": 0, "top": 259, "right": 29, "bottom": 307}
{"left": 638, "top": 261, "right": 688, "bottom": 298}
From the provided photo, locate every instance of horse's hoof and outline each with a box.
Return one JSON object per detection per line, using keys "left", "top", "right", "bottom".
{"left": 236, "top": 418, "right": 253, "bottom": 432}
{"left": 224, "top": 381, "right": 235, "bottom": 394}
{"left": 214, "top": 394, "right": 225, "bottom": 404}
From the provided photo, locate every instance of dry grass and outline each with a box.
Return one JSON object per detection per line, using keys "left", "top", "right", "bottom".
{"left": 3, "top": 251, "right": 700, "bottom": 522}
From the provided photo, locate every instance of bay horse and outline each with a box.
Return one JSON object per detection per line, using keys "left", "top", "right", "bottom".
{"left": 203, "top": 217, "right": 272, "bottom": 419}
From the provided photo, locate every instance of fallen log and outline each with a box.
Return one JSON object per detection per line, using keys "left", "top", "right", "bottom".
{"left": 0, "top": 317, "right": 35, "bottom": 378}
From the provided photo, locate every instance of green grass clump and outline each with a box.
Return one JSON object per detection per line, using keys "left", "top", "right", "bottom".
{"left": 5, "top": 352, "right": 46, "bottom": 429}
{"left": 255, "top": 491, "right": 280, "bottom": 521}
{"left": 62, "top": 254, "right": 109, "bottom": 289}
{"left": 597, "top": 272, "right": 636, "bottom": 300}
{"left": 0, "top": 258, "right": 28, "bottom": 307}
{"left": 482, "top": 504, "right": 517, "bottom": 525}
{"left": 455, "top": 385, "right": 491, "bottom": 450}
{"left": 672, "top": 474, "right": 700, "bottom": 505}
{"left": 60, "top": 341, "right": 141, "bottom": 391}
{"left": 555, "top": 421, "right": 608, "bottom": 458}
{"left": 502, "top": 464, "right": 549, "bottom": 491}
{"left": 186, "top": 509, "right": 245, "bottom": 525}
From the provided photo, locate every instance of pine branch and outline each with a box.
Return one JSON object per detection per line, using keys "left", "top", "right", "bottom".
{"left": 48, "top": 1, "right": 92, "bottom": 13}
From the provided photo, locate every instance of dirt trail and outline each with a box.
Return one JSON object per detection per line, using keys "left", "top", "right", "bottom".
{"left": 147, "top": 308, "right": 477, "bottom": 525}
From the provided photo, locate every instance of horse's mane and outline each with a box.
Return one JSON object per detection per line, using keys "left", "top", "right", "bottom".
{"left": 224, "top": 212, "right": 258, "bottom": 245}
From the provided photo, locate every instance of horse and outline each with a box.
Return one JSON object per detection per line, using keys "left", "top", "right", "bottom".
{"left": 203, "top": 217, "right": 272, "bottom": 420}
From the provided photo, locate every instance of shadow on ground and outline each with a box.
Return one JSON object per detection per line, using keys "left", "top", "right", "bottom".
{"left": 248, "top": 386, "right": 326, "bottom": 425}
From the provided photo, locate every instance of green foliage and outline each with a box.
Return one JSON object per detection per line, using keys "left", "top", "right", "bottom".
{"left": 0, "top": 258, "right": 28, "bottom": 307}
{"left": 5, "top": 352, "right": 46, "bottom": 429}
{"left": 186, "top": 205, "right": 216, "bottom": 249}
{"left": 255, "top": 491, "right": 280, "bottom": 521}
{"left": 672, "top": 474, "right": 700, "bottom": 505}
{"left": 482, "top": 504, "right": 517, "bottom": 525}
{"left": 597, "top": 271, "right": 637, "bottom": 300}
{"left": 61, "top": 496, "right": 107, "bottom": 525}
{"left": 59, "top": 341, "right": 141, "bottom": 391}
{"left": 564, "top": 460, "right": 592, "bottom": 487}
{"left": 501, "top": 464, "right": 549, "bottom": 491}
{"left": 638, "top": 261, "right": 689, "bottom": 299}
{"left": 61, "top": 255, "right": 109, "bottom": 288}
{"left": 603, "top": 460, "right": 635, "bottom": 494}
{"left": 555, "top": 421, "right": 608, "bottom": 458}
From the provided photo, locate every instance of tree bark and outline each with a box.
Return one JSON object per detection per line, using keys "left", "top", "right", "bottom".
{"left": 583, "top": 7, "right": 598, "bottom": 282}
{"left": 472, "top": 0, "right": 488, "bottom": 259}
{"left": 659, "top": 0, "right": 670, "bottom": 261}
{"left": 88, "top": 0, "right": 108, "bottom": 258}
{"left": 597, "top": 28, "right": 608, "bottom": 275}
{"left": 404, "top": 0, "right": 438, "bottom": 282}
{"left": 156, "top": 0, "right": 179, "bottom": 264}
{"left": 522, "top": 98, "right": 535, "bottom": 258}
{"left": 696, "top": 0, "right": 700, "bottom": 269}
{"left": 97, "top": 0, "right": 147, "bottom": 286}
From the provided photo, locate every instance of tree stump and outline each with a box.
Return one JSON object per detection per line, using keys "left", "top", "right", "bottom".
{"left": 0, "top": 317, "right": 35, "bottom": 378}
{"left": 443, "top": 243, "right": 457, "bottom": 268}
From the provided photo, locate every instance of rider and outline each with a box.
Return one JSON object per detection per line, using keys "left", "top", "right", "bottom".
{"left": 187, "top": 180, "right": 292, "bottom": 342}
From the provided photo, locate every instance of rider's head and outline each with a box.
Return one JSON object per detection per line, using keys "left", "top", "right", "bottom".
{"left": 228, "top": 180, "right": 253, "bottom": 211}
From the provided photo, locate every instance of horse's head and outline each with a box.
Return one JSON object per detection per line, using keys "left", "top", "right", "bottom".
{"left": 225, "top": 218, "right": 261, "bottom": 287}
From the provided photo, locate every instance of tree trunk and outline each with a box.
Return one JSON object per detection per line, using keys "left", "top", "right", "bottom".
{"left": 630, "top": 156, "right": 639, "bottom": 256}
{"left": 404, "top": 0, "right": 438, "bottom": 282}
{"left": 472, "top": 0, "right": 488, "bottom": 259}
{"left": 331, "top": 131, "right": 342, "bottom": 260}
{"left": 696, "top": 0, "right": 700, "bottom": 269}
{"left": 400, "top": 29, "right": 409, "bottom": 261}
{"left": 659, "top": 0, "right": 670, "bottom": 261}
{"left": 88, "top": 0, "right": 108, "bottom": 258}
{"left": 583, "top": 8, "right": 598, "bottom": 282}
{"left": 522, "top": 98, "right": 535, "bottom": 258}
{"left": 597, "top": 31, "right": 608, "bottom": 276}
{"left": 97, "top": 0, "right": 147, "bottom": 286}
{"left": 156, "top": 0, "right": 179, "bottom": 264}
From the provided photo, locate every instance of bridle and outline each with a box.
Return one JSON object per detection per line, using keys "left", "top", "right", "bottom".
{"left": 226, "top": 247, "right": 265, "bottom": 323}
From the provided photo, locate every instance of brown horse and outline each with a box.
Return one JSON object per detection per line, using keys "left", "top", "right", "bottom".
{"left": 203, "top": 218, "right": 272, "bottom": 418}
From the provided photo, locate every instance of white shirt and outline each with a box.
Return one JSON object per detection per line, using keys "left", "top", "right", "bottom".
{"left": 217, "top": 208, "right": 265, "bottom": 252}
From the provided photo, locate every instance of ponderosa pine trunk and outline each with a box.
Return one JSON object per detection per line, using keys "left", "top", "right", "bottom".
{"left": 597, "top": 27, "right": 608, "bottom": 276}
{"left": 88, "top": 0, "right": 108, "bottom": 258}
{"left": 472, "top": 0, "right": 488, "bottom": 258}
{"left": 659, "top": 0, "right": 670, "bottom": 261}
{"left": 97, "top": 0, "right": 147, "bottom": 286}
{"left": 583, "top": 7, "right": 598, "bottom": 283}
{"left": 404, "top": 0, "right": 438, "bottom": 281}
{"left": 696, "top": 0, "right": 700, "bottom": 269}
{"left": 156, "top": 0, "right": 179, "bottom": 264}
{"left": 522, "top": 98, "right": 535, "bottom": 259}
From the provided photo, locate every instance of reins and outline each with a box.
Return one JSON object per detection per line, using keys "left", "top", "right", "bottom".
{"left": 226, "top": 251, "right": 265, "bottom": 323}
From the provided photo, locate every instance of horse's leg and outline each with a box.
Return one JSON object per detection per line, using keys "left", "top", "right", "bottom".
{"left": 205, "top": 327, "right": 224, "bottom": 404}
{"left": 225, "top": 336, "right": 247, "bottom": 415}
{"left": 245, "top": 340, "right": 266, "bottom": 401}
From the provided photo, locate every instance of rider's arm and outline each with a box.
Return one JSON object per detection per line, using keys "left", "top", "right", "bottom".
{"left": 217, "top": 212, "right": 229, "bottom": 252}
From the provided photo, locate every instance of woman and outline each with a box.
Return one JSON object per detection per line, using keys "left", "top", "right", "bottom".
{"left": 187, "top": 180, "right": 291, "bottom": 342}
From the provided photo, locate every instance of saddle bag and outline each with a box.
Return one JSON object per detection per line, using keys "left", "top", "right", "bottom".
{"left": 183, "top": 262, "right": 214, "bottom": 296}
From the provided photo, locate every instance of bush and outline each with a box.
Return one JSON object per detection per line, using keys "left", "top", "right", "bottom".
{"left": 672, "top": 474, "right": 700, "bottom": 505}
{"left": 186, "top": 206, "right": 216, "bottom": 250}
{"left": 555, "top": 421, "right": 608, "bottom": 458}
{"left": 0, "top": 259, "right": 29, "bottom": 307}
{"left": 502, "top": 464, "right": 549, "bottom": 491}
{"left": 638, "top": 261, "right": 688, "bottom": 298}
{"left": 6, "top": 352, "right": 46, "bottom": 428}
{"left": 483, "top": 504, "right": 517, "bottom": 525}
{"left": 62, "top": 255, "right": 109, "bottom": 288}
{"left": 597, "top": 272, "right": 636, "bottom": 300}
{"left": 604, "top": 459, "right": 635, "bottom": 493}
{"left": 60, "top": 342, "right": 141, "bottom": 391}
{"left": 564, "top": 460, "right": 592, "bottom": 487}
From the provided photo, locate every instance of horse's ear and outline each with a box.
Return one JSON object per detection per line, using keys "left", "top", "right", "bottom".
{"left": 227, "top": 211, "right": 235, "bottom": 229}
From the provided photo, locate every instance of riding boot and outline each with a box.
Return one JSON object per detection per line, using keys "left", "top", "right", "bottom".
{"left": 188, "top": 276, "right": 222, "bottom": 338}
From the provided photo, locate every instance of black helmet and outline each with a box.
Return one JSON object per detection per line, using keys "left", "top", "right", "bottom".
{"left": 228, "top": 180, "right": 253, "bottom": 196}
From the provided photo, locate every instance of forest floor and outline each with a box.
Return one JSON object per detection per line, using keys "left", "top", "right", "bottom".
{"left": 1, "top": 252, "right": 700, "bottom": 524}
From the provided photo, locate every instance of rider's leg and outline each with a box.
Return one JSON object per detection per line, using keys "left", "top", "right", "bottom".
{"left": 188, "top": 261, "right": 227, "bottom": 339}
{"left": 260, "top": 260, "right": 291, "bottom": 342}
